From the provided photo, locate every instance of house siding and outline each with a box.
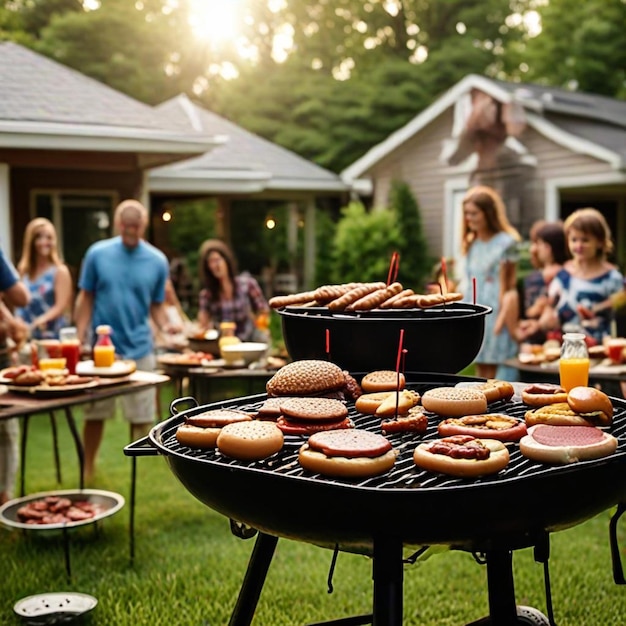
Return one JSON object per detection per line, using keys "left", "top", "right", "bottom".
{"left": 366, "top": 109, "right": 457, "bottom": 258}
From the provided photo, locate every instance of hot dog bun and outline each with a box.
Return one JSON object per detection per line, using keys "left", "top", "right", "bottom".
{"left": 413, "top": 436, "right": 509, "bottom": 477}
{"left": 521, "top": 383, "right": 568, "bottom": 407}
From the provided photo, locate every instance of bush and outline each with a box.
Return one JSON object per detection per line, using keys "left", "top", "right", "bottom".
{"left": 330, "top": 202, "right": 402, "bottom": 284}
{"left": 389, "top": 180, "right": 434, "bottom": 291}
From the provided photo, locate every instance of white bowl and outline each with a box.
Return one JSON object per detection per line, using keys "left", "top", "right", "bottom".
{"left": 220, "top": 342, "right": 268, "bottom": 366}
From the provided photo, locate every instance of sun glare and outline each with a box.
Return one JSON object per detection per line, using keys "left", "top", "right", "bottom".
{"left": 188, "top": 0, "right": 242, "bottom": 43}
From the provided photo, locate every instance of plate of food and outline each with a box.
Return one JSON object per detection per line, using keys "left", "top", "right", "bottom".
{"left": 76, "top": 359, "right": 136, "bottom": 378}
{"left": 157, "top": 352, "right": 215, "bottom": 367}
{"left": 4, "top": 378, "right": 99, "bottom": 397}
{"left": 0, "top": 488, "right": 124, "bottom": 531}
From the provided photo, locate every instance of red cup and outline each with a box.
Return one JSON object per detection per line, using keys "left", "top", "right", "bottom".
{"left": 61, "top": 341, "right": 81, "bottom": 374}
{"left": 607, "top": 338, "right": 626, "bottom": 365}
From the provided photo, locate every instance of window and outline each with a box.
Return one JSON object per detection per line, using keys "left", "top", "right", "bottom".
{"left": 31, "top": 191, "right": 117, "bottom": 283}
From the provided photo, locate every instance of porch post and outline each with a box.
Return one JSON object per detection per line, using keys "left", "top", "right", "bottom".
{"left": 303, "top": 199, "right": 316, "bottom": 291}
{"left": 0, "top": 163, "right": 11, "bottom": 256}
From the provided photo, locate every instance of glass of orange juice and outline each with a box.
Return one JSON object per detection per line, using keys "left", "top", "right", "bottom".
{"left": 559, "top": 332, "right": 590, "bottom": 391}
{"left": 39, "top": 357, "right": 67, "bottom": 371}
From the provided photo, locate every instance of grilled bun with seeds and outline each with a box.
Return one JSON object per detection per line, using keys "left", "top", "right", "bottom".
{"left": 298, "top": 429, "right": 397, "bottom": 478}
{"left": 567, "top": 386, "right": 613, "bottom": 426}
{"left": 519, "top": 424, "right": 617, "bottom": 464}
{"left": 361, "top": 370, "right": 405, "bottom": 392}
{"left": 421, "top": 387, "right": 488, "bottom": 418}
{"left": 266, "top": 360, "right": 346, "bottom": 396}
{"left": 521, "top": 383, "right": 568, "bottom": 407}
{"left": 217, "top": 420, "right": 284, "bottom": 461}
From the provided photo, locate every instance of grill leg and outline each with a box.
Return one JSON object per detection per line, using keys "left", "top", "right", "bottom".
{"left": 228, "top": 531, "right": 278, "bottom": 626}
{"left": 485, "top": 550, "right": 518, "bottom": 625}
{"left": 372, "top": 535, "right": 403, "bottom": 626}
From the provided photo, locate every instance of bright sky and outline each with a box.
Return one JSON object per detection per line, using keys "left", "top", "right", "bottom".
{"left": 187, "top": 0, "right": 242, "bottom": 43}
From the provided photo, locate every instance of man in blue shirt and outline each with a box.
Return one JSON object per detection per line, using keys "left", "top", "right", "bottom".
{"left": 75, "top": 200, "right": 178, "bottom": 481}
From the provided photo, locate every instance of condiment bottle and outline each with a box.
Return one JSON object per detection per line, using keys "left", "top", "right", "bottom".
{"left": 93, "top": 325, "right": 116, "bottom": 368}
{"left": 559, "top": 332, "right": 589, "bottom": 391}
{"left": 218, "top": 321, "right": 240, "bottom": 354}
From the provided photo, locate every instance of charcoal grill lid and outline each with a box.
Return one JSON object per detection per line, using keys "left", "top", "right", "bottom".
{"left": 14, "top": 591, "right": 97, "bottom": 624}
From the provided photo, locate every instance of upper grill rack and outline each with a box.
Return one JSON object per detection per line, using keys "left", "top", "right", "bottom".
{"left": 160, "top": 383, "right": 626, "bottom": 492}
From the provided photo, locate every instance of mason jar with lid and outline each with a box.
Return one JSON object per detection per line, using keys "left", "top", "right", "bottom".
{"left": 559, "top": 332, "right": 589, "bottom": 391}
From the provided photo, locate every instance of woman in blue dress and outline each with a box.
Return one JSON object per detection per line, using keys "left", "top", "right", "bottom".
{"left": 461, "top": 186, "right": 521, "bottom": 380}
{"left": 15, "top": 218, "right": 73, "bottom": 339}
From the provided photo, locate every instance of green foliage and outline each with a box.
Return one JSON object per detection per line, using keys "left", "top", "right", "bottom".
{"left": 389, "top": 181, "right": 434, "bottom": 291}
{"left": 314, "top": 209, "right": 338, "bottom": 287}
{"left": 522, "top": 0, "right": 626, "bottom": 97}
{"left": 330, "top": 202, "right": 402, "bottom": 284}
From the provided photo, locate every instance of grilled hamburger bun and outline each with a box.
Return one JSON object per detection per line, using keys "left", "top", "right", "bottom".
{"left": 421, "top": 386, "right": 488, "bottom": 418}
{"left": 567, "top": 386, "right": 613, "bottom": 426}
{"left": 266, "top": 360, "right": 346, "bottom": 396}
{"left": 298, "top": 429, "right": 397, "bottom": 478}
{"left": 519, "top": 424, "right": 617, "bottom": 464}
{"left": 217, "top": 420, "right": 284, "bottom": 461}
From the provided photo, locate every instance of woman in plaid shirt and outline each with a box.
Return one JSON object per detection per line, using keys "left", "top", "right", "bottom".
{"left": 197, "top": 239, "right": 269, "bottom": 341}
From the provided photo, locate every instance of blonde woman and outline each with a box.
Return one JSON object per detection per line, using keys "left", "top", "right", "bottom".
{"left": 461, "top": 186, "right": 521, "bottom": 379}
{"left": 16, "top": 218, "right": 72, "bottom": 339}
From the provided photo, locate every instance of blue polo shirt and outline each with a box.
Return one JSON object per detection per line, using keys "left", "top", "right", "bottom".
{"left": 0, "top": 247, "right": 19, "bottom": 291}
{"left": 79, "top": 237, "right": 168, "bottom": 359}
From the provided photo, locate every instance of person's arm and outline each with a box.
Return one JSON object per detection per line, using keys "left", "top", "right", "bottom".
{"left": 247, "top": 276, "right": 270, "bottom": 315}
{"left": 196, "top": 288, "right": 213, "bottom": 331}
{"left": 150, "top": 302, "right": 182, "bottom": 335}
{"left": 2, "top": 280, "right": 29, "bottom": 308}
{"left": 74, "top": 289, "right": 94, "bottom": 348}
{"left": 30, "top": 264, "right": 73, "bottom": 330}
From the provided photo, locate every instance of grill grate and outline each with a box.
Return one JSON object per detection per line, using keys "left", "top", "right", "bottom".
{"left": 158, "top": 382, "right": 626, "bottom": 493}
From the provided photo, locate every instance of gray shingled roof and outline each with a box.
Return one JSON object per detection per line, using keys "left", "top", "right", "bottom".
{"left": 0, "top": 41, "right": 217, "bottom": 156}
{"left": 0, "top": 41, "right": 176, "bottom": 129}
{"left": 150, "top": 95, "right": 347, "bottom": 193}
{"left": 492, "top": 78, "right": 626, "bottom": 161}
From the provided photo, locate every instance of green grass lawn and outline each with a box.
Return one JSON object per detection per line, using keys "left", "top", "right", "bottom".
{"left": 2, "top": 381, "right": 626, "bottom": 625}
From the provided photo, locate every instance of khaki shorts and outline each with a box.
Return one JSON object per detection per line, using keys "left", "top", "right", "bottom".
{"left": 82, "top": 354, "right": 157, "bottom": 425}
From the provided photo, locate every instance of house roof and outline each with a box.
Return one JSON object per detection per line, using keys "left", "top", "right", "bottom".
{"left": 341, "top": 74, "right": 626, "bottom": 182}
{"left": 148, "top": 94, "right": 348, "bottom": 194}
{"left": 0, "top": 41, "right": 219, "bottom": 157}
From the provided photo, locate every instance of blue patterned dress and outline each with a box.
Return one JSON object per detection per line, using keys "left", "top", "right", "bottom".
{"left": 463, "top": 232, "right": 520, "bottom": 377}
{"left": 16, "top": 266, "right": 68, "bottom": 339}
{"left": 548, "top": 267, "right": 624, "bottom": 342}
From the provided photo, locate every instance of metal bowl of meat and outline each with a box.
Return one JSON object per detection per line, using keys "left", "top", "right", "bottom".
{"left": 277, "top": 303, "right": 492, "bottom": 373}
{"left": 0, "top": 489, "right": 125, "bottom": 531}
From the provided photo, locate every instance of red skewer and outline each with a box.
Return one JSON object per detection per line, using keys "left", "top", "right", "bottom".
{"left": 472, "top": 277, "right": 477, "bottom": 305}
{"left": 394, "top": 329, "right": 405, "bottom": 417}
{"left": 387, "top": 252, "right": 400, "bottom": 286}
{"left": 440, "top": 257, "right": 448, "bottom": 295}
{"left": 325, "top": 328, "right": 330, "bottom": 360}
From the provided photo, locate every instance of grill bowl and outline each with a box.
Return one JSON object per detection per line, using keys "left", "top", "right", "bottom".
{"left": 278, "top": 303, "right": 491, "bottom": 373}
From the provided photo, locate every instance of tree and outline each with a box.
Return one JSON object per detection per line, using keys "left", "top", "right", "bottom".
{"left": 521, "top": 0, "right": 626, "bottom": 97}
{"left": 389, "top": 181, "right": 433, "bottom": 291}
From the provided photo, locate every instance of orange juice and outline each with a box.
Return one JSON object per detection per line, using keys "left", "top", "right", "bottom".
{"left": 39, "top": 357, "right": 67, "bottom": 370}
{"left": 93, "top": 345, "right": 116, "bottom": 368}
{"left": 559, "top": 357, "right": 589, "bottom": 391}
